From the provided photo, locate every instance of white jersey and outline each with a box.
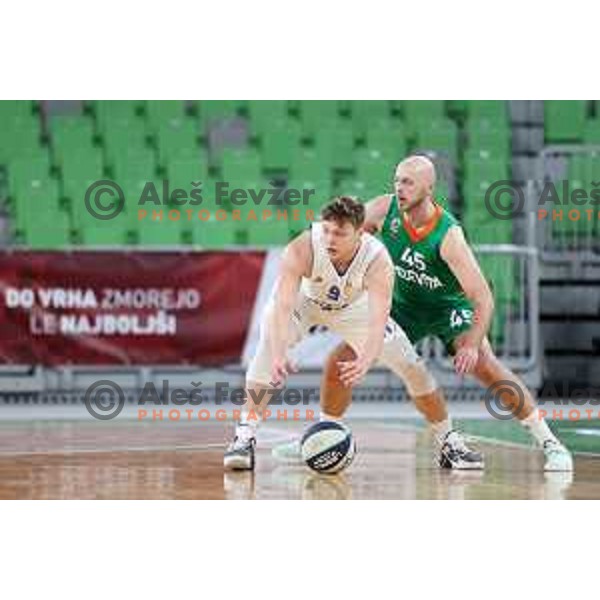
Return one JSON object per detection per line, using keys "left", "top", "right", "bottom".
{"left": 300, "top": 222, "right": 386, "bottom": 311}
{"left": 247, "top": 223, "right": 424, "bottom": 390}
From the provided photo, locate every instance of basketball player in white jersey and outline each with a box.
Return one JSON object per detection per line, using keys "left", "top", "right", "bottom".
{"left": 224, "top": 196, "right": 480, "bottom": 470}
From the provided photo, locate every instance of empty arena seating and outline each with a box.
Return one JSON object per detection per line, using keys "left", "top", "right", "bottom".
{"left": 0, "top": 100, "right": 545, "bottom": 361}
{"left": 0, "top": 100, "right": 519, "bottom": 251}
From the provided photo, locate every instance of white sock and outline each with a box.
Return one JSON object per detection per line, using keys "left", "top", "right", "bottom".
{"left": 237, "top": 410, "right": 258, "bottom": 441}
{"left": 430, "top": 417, "right": 452, "bottom": 445}
{"left": 320, "top": 412, "right": 341, "bottom": 422}
{"left": 520, "top": 409, "right": 559, "bottom": 446}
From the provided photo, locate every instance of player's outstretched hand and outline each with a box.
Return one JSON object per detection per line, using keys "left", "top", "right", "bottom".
{"left": 337, "top": 352, "right": 371, "bottom": 387}
{"left": 270, "top": 357, "right": 298, "bottom": 387}
{"left": 453, "top": 343, "right": 479, "bottom": 375}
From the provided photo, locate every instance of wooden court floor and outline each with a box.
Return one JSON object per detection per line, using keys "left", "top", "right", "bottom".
{"left": 0, "top": 419, "right": 598, "bottom": 499}
{"left": 0, "top": 421, "right": 224, "bottom": 499}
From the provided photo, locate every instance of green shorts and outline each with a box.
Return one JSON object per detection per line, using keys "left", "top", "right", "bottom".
{"left": 392, "top": 300, "right": 475, "bottom": 354}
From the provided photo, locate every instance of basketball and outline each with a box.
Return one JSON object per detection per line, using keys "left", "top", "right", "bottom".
{"left": 301, "top": 421, "right": 356, "bottom": 474}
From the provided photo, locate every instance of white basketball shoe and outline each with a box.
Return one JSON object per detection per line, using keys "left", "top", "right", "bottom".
{"left": 542, "top": 440, "right": 574, "bottom": 472}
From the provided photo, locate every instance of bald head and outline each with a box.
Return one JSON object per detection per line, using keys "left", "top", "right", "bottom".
{"left": 393, "top": 155, "right": 437, "bottom": 211}
{"left": 396, "top": 155, "right": 436, "bottom": 189}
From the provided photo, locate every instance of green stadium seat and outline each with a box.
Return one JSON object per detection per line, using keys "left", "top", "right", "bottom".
{"left": 446, "top": 100, "right": 468, "bottom": 119}
{"left": 93, "top": 100, "right": 141, "bottom": 129}
{"left": 489, "top": 307, "right": 507, "bottom": 346}
{"left": 583, "top": 120, "right": 600, "bottom": 144}
{"left": 102, "top": 117, "right": 149, "bottom": 169}
{"left": 0, "top": 116, "right": 43, "bottom": 164}
{"left": 435, "top": 181, "right": 451, "bottom": 203}
{"left": 312, "top": 122, "right": 355, "bottom": 170}
{"left": 212, "top": 178, "right": 245, "bottom": 214}
{"left": 49, "top": 116, "right": 96, "bottom": 167}
{"left": 185, "top": 177, "right": 216, "bottom": 211}
{"left": 355, "top": 149, "right": 396, "bottom": 189}
{"left": 466, "top": 101, "right": 508, "bottom": 122}
{"left": 247, "top": 101, "right": 289, "bottom": 135}
{"left": 246, "top": 217, "right": 291, "bottom": 247}
{"left": 61, "top": 149, "right": 105, "bottom": 203}
{"left": 80, "top": 227, "right": 129, "bottom": 246}
{"left": 364, "top": 119, "right": 407, "bottom": 158}
{"left": 464, "top": 147, "right": 507, "bottom": 163}
{"left": 389, "top": 100, "right": 403, "bottom": 114}
{"left": 478, "top": 255, "right": 518, "bottom": 304}
{"left": 191, "top": 215, "right": 237, "bottom": 248}
{"left": 22, "top": 210, "right": 71, "bottom": 249}
{"left": 69, "top": 175, "right": 129, "bottom": 230}
{"left": 197, "top": 101, "right": 240, "bottom": 130}
{"left": 463, "top": 178, "right": 499, "bottom": 219}
{"left": 464, "top": 156, "right": 510, "bottom": 183}
{"left": 567, "top": 154, "right": 594, "bottom": 181}
{"left": 76, "top": 210, "right": 129, "bottom": 245}
{"left": 155, "top": 117, "right": 200, "bottom": 165}
{"left": 145, "top": 101, "right": 187, "bottom": 130}
{"left": 261, "top": 119, "right": 302, "bottom": 171}
{"left": 7, "top": 153, "right": 52, "bottom": 201}
{"left": 404, "top": 101, "right": 445, "bottom": 136}
{"left": 13, "top": 176, "right": 61, "bottom": 232}
{"left": 593, "top": 154, "right": 600, "bottom": 179}
{"left": 466, "top": 119, "right": 511, "bottom": 156}
{"left": 462, "top": 213, "right": 513, "bottom": 244}
{"left": 61, "top": 147, "right": 104, "bottom": 180}
{"left": 221, "top": 148, "right": 261, "bottom": 183}
{"left": 336, "top": 178, "right": 388, "bottom": 202}
{"left": 166, "top": 155, "right": 209, "bottom": 201}
{"left": 299, "top": 101, "right": 341, "bottom": 136}
{"left": 137, "top": 213, "right": 184, "bottom": 245}
{"left": 414, "top": 118, "right": 459, "bottom": 162}
{"left": 287, "top": 199, "right": 316, "bottom": 237}
{"left": 0, "top": 100, "right": 35, "bottom": 124}
{"left": 112, "top": 147, "right": 156, "bottom": 182}
{"left": 287, "top": 178, "right": 333, "bottom": 212}
{"left": 545, "top": 101, "right": 587, "bottom": 143}
{"left": 349, "top": 101, "right": 392, "bottom": 136}
{"left": 547, "top": 177, "right": 595, "bottom": 238}
{"left": 290, "top": 148, "right": 331, "bottom": 182}
{"left": 222, "top": 179, "right": 285, "bottom": 219}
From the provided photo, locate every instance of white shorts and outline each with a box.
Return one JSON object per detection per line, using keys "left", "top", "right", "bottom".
{"left": 246, "top": 292, "right": 436, "bottom": 395}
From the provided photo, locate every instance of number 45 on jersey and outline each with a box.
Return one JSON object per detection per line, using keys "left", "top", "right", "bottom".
{"left": 401, "top": 248, "right": 426, "bottom": 271}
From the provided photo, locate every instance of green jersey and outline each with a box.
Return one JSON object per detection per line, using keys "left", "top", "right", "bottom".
{"left": 380, "top": 195, "right": 473, "bottom": 351}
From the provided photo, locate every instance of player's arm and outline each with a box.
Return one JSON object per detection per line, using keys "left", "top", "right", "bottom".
{"left": 338, "top": 250, "right": 394, "bottom": 387}
{"left": 440, "top": 226, "right": 495, "bottom": 374}
{"left": 362, "top": 195, "right": 392, "bottom": 234}
{"left": 268, "top": 232, "right": 311, "bottom": 384}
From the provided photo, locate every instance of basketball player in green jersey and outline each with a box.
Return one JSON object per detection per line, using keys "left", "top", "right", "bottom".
{"left": 275, "top": 156, "right": 571, "bottom": 470}
{"left": 315, "top": 155, "right": 573, "bottom": 471}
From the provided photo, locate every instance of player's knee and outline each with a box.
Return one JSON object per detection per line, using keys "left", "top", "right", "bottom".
{"left": 327, "top": 344, "right": 355, "bottom": 366}
{"left": 323, "top": 344, "right": 355, "bottom": 386}
{"left": 396, "top": 360, "right": 438, "bottom": 397}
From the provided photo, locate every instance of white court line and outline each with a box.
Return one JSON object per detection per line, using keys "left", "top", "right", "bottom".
{"left": 377, "top": 420, "right": 600, "bottom": 458}
{"left": 258, "top": 426, "right": 302, "bottom": 446}
{"left": 372, "top": 419, "right": 536, "bottom": 451}
{"left": 574, "top": 428, "right": 600, "bottom": 437}
{"left": 0, "top": 442, "right": 224, "bottom": 458}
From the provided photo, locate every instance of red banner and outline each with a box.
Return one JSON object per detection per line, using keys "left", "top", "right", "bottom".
{"left": 0, "top": 251, "right": 265, "bottom": 366}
